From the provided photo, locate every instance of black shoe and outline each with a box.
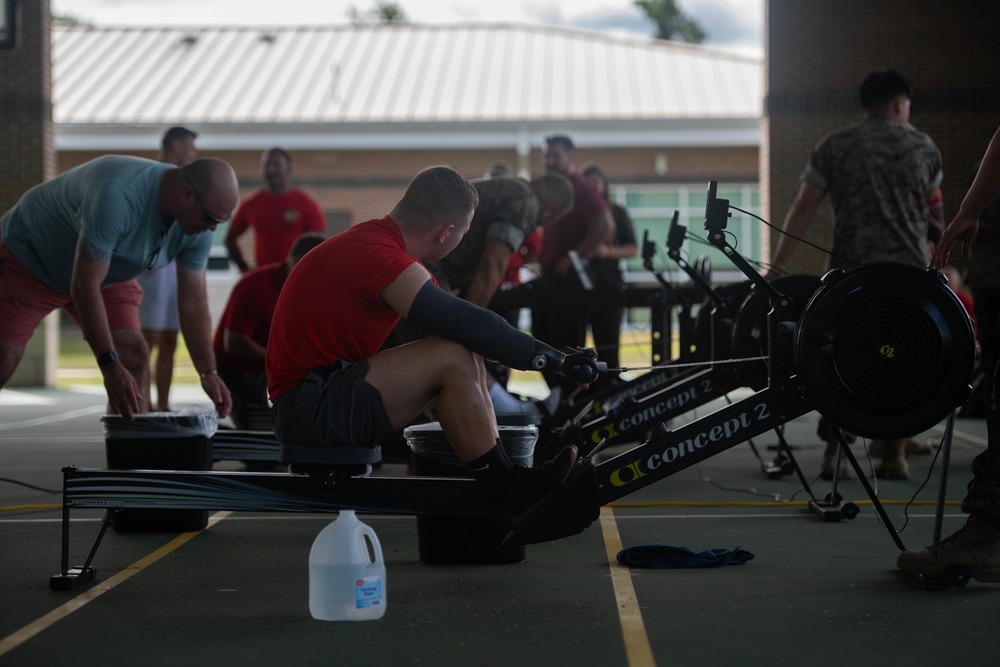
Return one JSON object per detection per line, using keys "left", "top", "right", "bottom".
{"left": 497, "top": 445, "right": 578, "bottom": 516}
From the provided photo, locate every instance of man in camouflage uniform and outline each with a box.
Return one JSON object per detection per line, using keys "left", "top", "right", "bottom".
{"left": 382, "top": 173, "right": 574, "bottom": 414}
{"left": 765, "top": 69, "right": 944, "bottom": 480}
{"left": 426, "top": 174, "right": 573, "bottom": 308}
{"left": 902, "top": 126, "right": 1000, "bottom": 583}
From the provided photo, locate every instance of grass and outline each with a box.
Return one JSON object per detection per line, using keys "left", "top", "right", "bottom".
{"left": 57, "top": 328, "right": 198, "bottom": 387}
{"left": 56, "top": 322, "right": 674, "bottom": 391}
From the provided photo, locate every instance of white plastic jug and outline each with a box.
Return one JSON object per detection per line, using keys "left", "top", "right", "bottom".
{"left": 308, "top": 510, "right": 386, "bottom": 621}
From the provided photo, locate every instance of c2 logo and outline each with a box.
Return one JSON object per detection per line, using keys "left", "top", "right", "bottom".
{"left": 880, "top": 344, "right": 896, "bottom": 358}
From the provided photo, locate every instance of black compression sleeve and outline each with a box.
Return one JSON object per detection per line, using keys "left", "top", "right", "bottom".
{"left": 406, "top": 282, "right": 537, "bottom": 370}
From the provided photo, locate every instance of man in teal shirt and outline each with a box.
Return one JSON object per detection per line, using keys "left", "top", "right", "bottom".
{"left": 0, "top": 155, "right": 239, "bottom": 419}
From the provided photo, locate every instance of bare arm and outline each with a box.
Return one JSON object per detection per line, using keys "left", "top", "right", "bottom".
{"left": 381, "top": 262, "right": 435, "bottom": 317}
{"left": 70, "top": 236, "right": 143, "bottom": 419}
{"left": 926, "top": 186, "right": 944, "bottom": 244}
{"left": 575, "top": 209, "right": 615, "bottom": 256}
{"left": 224, "top": 226, "right": 250, "bottom": 273}
{"left": 594, "top": 242, "right": 638, "bottom": 260}
{"left": 552, "top": 208, "right": 616, "bottom": 276}
{"left": 177, "top": 262, "right": 232, "bottom": 417}
{"left": 223, "top": 330, "right": 267, "bottom": 363}
{"left": 764, "top": 181, "right": 826, "bottom": 279}
{"left": 464, "top": 239, "right": 514, "bottom": 307}
{"left": 934, "top": 127, "right": 1000, "bottom": 267}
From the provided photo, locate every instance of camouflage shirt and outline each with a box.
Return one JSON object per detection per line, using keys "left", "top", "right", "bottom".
{"left": 427, "top": 177, "right": 538, "bottom": 293}
{"left": 802, "top": 115, "right": 943, "bottom": 270}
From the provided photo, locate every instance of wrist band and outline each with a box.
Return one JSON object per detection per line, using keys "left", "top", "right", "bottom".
{"left": 96, "top": 350, "right": 119, "bottom": 368}
{"left": 200, "top": 369, "right": 219, "bottom": 380}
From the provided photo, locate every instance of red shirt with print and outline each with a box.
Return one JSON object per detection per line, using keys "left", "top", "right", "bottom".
{"left": 229, "top": 188, "right": 325, "bottom": 267}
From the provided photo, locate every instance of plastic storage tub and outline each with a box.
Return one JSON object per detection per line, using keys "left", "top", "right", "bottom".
{"left": 405, "top": 419, "right": 537, "bottom": 564}
{"left": 102, "top": 409, "right": 217, "bottom": 532}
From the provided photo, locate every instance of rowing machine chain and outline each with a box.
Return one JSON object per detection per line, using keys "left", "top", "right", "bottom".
{"left": 604, "top": 355, "right": 768, "bottom": 374}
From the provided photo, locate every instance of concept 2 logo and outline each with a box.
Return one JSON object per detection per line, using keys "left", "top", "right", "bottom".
{"left": 590, "top": 379, "right": 714, "bottom": 445}
{"left": 880, "top": 344, "right": 896, "bottom": 358}
{"left": 609, "top": 401, "right": 771, "bottom": 487}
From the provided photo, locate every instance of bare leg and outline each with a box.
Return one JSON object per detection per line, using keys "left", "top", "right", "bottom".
{"left": 366, "top": 336, "right": 499, "bottom": 462}
{"left": 154, "top": 331, "right": 178, "bottom": 411}
{"left": 0, "top": 341, "right": 27, "bottom": 391}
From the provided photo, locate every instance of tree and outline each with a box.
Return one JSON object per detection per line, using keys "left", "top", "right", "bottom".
{"left": 348, "top": 2, "right": 409, "bottom": 25}
{"left": 634, "top": 0, "right": 707, "bottom": 43}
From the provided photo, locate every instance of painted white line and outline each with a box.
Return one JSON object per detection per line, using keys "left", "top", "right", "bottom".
{"left": 0, "top": 405, "right": 105, "bottom": 431}
{"left": 0, "top": 390, "right": 56, "bottom": 406}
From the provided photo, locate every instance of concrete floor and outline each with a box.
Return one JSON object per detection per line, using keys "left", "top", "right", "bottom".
{"left": 2, "top": 382, "right": 998, "bottom": 667}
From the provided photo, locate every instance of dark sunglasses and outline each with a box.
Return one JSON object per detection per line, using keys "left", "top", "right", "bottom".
{"left": 187, "top": 179, "right": 230, "bottom": 226}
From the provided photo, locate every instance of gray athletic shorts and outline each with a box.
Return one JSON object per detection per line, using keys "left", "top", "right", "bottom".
{"left": 271, "top": 360, "right": 394, "bottom": 448}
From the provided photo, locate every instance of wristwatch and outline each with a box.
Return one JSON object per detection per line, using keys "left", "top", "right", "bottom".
{"left": 96, "top": 350, "right": 119, "bottom": 368}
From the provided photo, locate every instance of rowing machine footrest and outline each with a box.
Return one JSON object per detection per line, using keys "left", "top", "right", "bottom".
{"left": 503, "top": 459, "right": 600, "bottom": 546}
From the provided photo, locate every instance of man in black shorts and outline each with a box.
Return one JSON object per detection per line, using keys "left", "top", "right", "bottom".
{"left": 267, "top": 166, "right": 600, "bottom": 516}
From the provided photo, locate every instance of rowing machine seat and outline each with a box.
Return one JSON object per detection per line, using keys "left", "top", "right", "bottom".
{"left": 281, "top": 444, "right": 382, "bottom": 489}
{"left": 279, "top": 443, "right": 382, "bottom": 466}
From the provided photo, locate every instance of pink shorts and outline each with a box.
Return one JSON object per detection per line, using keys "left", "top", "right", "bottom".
{"left": 0, "top": 237, "right": 143, "bottom": 347}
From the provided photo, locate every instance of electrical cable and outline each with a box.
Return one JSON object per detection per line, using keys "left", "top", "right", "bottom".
{"left": 0, "top": 504, "right": 61, "bottom": 512}
{"left": 729, "top": 204, "right": 860, "bottom": 272}
{"left": 0, "top": 477, "right": 61, "bottom": 494}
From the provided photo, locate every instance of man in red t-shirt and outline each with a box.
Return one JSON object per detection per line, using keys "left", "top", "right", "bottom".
{"left": 225, "top": 148, "right": 326, "bottom": 272}
{"left": 533, "top": 134, "right": 615, "bottom": 389}
{"left": 267, "top": 167, "right": 601, "bottom": 517}
{"left": 213, "top": 232, "right": 325, "bottom": 429}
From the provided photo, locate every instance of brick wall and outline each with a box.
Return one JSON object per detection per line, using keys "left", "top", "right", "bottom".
{"left": 1, "top": 0, "right": 55, "bottom": 387}
{"left": 0, "top": 0, "right": 53, "bottom": 215}
{"left": 764, "top": 0, "right": 1000, "bottom": 276}
{"left": 58, "top": 144, "right": 759, "bottom": 239}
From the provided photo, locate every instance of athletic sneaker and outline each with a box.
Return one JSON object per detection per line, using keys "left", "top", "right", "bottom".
{"left": 498, "top": 444, "right": 578, "bottom": 516}
{"left": 897, "top": 515, "right": 1000, "bottom": 582}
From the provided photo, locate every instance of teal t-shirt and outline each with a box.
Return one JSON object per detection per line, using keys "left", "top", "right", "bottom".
{"left": 1, "top": 155, "right": 213, "bottom": 293}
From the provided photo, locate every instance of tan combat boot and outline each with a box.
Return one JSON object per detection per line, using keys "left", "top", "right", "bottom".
{"left": 873, "top": 439, "right": 908, "bottom": 480}
{"left": 897, "top": 515, "right": 1000, "bottom": 582}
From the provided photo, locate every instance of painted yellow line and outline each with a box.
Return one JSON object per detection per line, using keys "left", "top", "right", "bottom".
{"left": 600, "top": 506, "right": 656, "bottom": 667}
{"left": 0, "top": 511, "right": 232, "bottom": 659}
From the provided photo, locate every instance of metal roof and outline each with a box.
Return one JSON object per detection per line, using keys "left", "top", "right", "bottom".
{"left": 52, "top": 23, "right": 762, "bottom": 150}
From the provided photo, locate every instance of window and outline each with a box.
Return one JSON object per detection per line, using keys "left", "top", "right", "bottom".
{"left": 615, "top": 183, "right": 762, "bottom": 285}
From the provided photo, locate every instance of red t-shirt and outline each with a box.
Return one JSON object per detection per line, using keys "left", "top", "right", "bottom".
{"left": 229, "top": 188, "right": 325, "bottom": 267}
{"left": 212, "top": 262, "right": 288, "bottom": 373}
{"left": 539, "top": 171, "right": 609, "bottom": 265}
{"left": 266, "top": 216, "right": 418, "bottom": 400}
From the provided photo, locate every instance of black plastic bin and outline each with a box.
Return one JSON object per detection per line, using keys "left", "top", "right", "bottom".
{"left": 405, "top": 419, "right": 538, "bottom": 564}
{"left": 102, "top": 410, "right": 217, "bottom": 532}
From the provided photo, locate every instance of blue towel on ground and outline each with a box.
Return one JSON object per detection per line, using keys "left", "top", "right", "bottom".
{"left": 617, "top": 545, "right": 754, "bottom": 569}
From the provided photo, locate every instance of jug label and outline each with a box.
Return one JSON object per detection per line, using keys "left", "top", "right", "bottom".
{"left": 355, "top": 576, "right": 383, "bottom": 609}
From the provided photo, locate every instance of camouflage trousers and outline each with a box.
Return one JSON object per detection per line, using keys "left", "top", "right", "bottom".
{"left": 961, "top": 361, "right": 1000, "bottom": 523}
